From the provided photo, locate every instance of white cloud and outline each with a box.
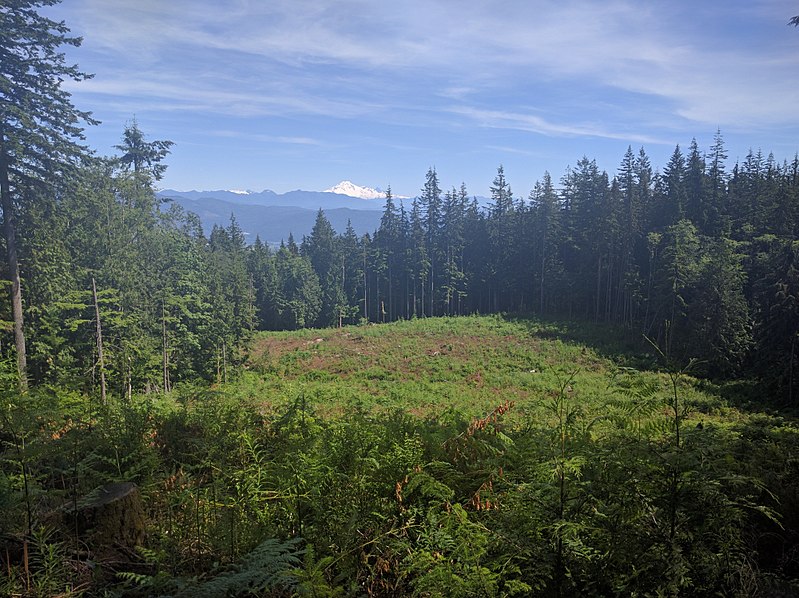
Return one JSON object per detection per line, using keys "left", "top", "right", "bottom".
{"left": 210, "top": 130, "right": 326, "bottom": 146}
{"left": 449, "top": 106, "right": 668, "bottom": 145}
{"left": 51, "top": 0, "right": 799, "bottom": 137}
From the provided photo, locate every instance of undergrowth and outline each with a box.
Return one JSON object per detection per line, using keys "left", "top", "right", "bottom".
{"left": 1, "top": 315, "right": 797, "bottom": 596}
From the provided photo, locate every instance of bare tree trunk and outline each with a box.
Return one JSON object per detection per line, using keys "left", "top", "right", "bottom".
{"left": 540, "top": 236, "right": 546, "bottom": 315}
{"left": 92, "top": 277, "right": 107, "bottom": 405}
{"left": 362, "top": 251, "right": 368, "bottom": 321}
{"left": 0, "top": 129, "right": 27, "bottom": 391}
{"left": 595, "top": 255, "right": 602, "bottom": 323}
{"left": 222, "top": 340, "right": 228, "bottom": 385}
{"left": 126, "top": 358, "right": 132, "bottom": 402}
{"left": 162, "top": 301, "right": 170, "bottom": 394}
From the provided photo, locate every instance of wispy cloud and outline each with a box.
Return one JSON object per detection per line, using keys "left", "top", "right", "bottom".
{"left": 59, "top": 0, "right": 798, "bottom": 134}
{"left": 449, "top": 106, "right": 669, "bottom": 145}
{"left": 42, "top": 0, "right": 799, "bottom": 193}
{"left": 210, "top": 130, "right": 325, "bottom": 146}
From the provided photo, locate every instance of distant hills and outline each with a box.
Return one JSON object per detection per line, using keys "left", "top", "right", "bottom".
{"left": 158, "top": 181, "right": 487, "bottom": 245}
{"left": 158, "top": 182, "right": 386, "bottom": 245}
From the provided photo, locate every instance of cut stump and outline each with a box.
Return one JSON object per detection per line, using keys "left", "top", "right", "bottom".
{"left": 72, "top": 482, "right": 146, "bottom": 549}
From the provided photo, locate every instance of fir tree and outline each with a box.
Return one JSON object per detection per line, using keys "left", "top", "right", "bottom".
{"left": 0, "top": 0, "right": 97, "bottom": 387}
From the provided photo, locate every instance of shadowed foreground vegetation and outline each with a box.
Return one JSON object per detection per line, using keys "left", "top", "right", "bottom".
{"left": 2, "top": 315, "right": 799, "bottom": 596}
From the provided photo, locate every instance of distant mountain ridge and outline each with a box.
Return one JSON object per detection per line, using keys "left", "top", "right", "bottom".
{"left": 158, "top": 182, "right": 487, "bottom": 245}
{"left": 158, "top": 186, "right": 385, "bottom": 211}
{"left": 158, "top": 184, "right": 387, "bottom": 245}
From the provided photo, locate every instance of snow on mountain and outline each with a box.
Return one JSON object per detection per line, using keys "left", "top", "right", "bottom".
{"left": 324, "top": 181, "right": 387, "bottom": 200}
{"left": 227, "top": 189, "right": 252, "bottom": 195}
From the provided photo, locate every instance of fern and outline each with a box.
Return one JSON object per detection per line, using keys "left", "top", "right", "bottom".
{"left": 176, "top": 537, "right": 303, "bottom": 597}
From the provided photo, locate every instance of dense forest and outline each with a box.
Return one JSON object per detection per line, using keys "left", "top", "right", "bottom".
{"left": 7, "top": 123, "right": 799, "bottom": 401}
{"left": 3, "top": 1, "right": 799, "bottom": 596}
{"left": 268, "top": 140, "right": 799, "bottom": 392}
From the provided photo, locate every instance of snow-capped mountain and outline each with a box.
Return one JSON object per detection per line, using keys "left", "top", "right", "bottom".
{"left": 324, "top": 181, "right": 387, "bottom": 200}
{"left": 157, "top": 186, "right": 386, "bottom": 245}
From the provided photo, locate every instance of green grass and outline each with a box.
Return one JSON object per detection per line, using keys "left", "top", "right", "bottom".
{"left": 239, "top": 314, "right": 730, "bottom": 431}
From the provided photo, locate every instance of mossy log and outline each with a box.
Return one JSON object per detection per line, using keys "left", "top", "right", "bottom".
{"left": 71, "top": 482, "right": 146, "bottom": 549}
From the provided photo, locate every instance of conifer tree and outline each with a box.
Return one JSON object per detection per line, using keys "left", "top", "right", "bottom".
{"left": 687, "top": 237, "right": 751, "bottom": 376}
{"left": 420, "top": 169, "right": 442, "bottom": 316}
{"left": 338, "top": 220, "right": 364, "bottom": 324}
{"left": 530, "top": 172, "right": 562, "bottom": 315}
{"left": 115, "top": 118, "right": 174, "bottom": 182}
{"left": 684, "top": 139, "right": 707, "bottom": 231}
{"left": 486, "top": 165, "right": 518, "bottom": 311}
{"left": 408, "top": 198, "right": 429, "bottom": 317}
{"left": 0, "top": 0, "right": 97, "bottom": 387}
{"left": 705, "top": 129, "right": 729, "bottom": 235}
{"left": 655, "top": 145, "right": 687, "bottom": 228}
{"left": 302, "top": 210, "right": 345, "bottom": 327}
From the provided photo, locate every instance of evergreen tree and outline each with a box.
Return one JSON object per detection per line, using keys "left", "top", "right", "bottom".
{"left": 486, "top": 165, "right": 519, "bottom": 311}
{"left": 302, "top": 210, "right": 343, "bottom": 327}
{"left": 440, "top": 185, "right": 468, "bottom": 315}
{"left": 265, "top": 247, "right": 321, "bottom": 330}
{"left": 687, "top": 237, "right": 751, "bottom": 376}
{"left": 420, "top": 169, "right": 442, "bottom": 316}
{"left": 114, "top": 118, "right": 174, "bottom": 182}
{"left": 684, "top": 139, "right": 707, "bottom": 231}
{"left": 752, "top": 239, "right": 799, "bottom": 401}
{"left": 407, "top": 198, "right": 428, "bottom": 317}
{"left": 0, "top": 0, "right": 97, "bottom": 387}
{"left": 461, "top": 197, "right": 489, "bottom": 314}
{"left": 530, "top": 172, "right": 562, "bottom": 315}
{"left": 654, "top": 145, "right": 687, "bottom": 228}
{"left": 247, "top": 236, "right": 276, "bottom": 329}
{"left": 705, "top": 129, "right": 729, "bottom": 235}
{"left": 374, "top": 189, "right": 403, "bottom": 321}
{"left": 646, "top": 219, "right": 701, "bottom": 356}
{"left": 489, "top": 165, "right": 514, "bottom": 218}
{"left": 340, "top": 220, "right": 364, "bottom": 325}
{"left": 561, "top": 157, "right": 613, "bottom": 320}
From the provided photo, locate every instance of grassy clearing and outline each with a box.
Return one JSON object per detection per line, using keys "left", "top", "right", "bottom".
{"left": 244, "top": 314, "right": 723, "bottom": 425}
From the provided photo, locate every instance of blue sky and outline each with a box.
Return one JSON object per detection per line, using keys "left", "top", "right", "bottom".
{"left": 45, "top": 0, "right": 799, "bottom": 198}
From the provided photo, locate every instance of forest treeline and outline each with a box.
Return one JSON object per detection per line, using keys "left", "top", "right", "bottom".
{"left": 269, "top": 136, "right": 799, "bottom": 395}
{"left": 2, "top": 1, "right": 797, "bottom": 400}
{"left": 11, "top": 128, "right": 799, "bottom": 400}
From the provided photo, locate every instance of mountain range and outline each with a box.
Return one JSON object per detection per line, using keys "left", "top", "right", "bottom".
{"left": 158, "top": 182, "right": 387, "bottom": 245}
{"left": 159, "top": 181, "right": 488, "bottom": 245}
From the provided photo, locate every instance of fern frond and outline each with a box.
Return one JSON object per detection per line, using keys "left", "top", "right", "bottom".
{"left": 176, "top": 537, "right": 303, "bottom": 597}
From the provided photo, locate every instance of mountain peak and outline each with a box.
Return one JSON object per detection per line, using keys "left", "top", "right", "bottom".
{"left": 324, "top": 181, "right": 386, "bottom": 200}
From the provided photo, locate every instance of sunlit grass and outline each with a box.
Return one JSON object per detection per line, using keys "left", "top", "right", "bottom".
{"left": 240, "top": 314, "right": 727, "bottom": 432}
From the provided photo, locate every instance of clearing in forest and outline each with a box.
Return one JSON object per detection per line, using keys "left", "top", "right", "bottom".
{"left": 244, "top": 315, "right": 714, "bottom": 423}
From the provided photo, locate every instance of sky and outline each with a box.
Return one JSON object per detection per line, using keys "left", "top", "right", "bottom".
{"left": 43, "top": 0, "right": 799, "bottom": 198}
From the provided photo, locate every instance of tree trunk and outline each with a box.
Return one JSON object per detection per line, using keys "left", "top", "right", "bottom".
{"left": 162, "top": 301, "right": 171, "bottom": 394}
{"left": 0, "top": 129, "right": 27, "bottom": 391}
{"left": 540, "top": 238, "right": 546, "bottom": 315}
{"left": 363, "top": 252, "right": 368, "bottom": 320}
{"left": 92, "top": 277, "right": 107, "bottom": 405}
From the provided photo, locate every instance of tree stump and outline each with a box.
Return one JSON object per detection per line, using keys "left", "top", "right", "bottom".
{"left": 72, "top": 482, "right": 146, "bottom": 549}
